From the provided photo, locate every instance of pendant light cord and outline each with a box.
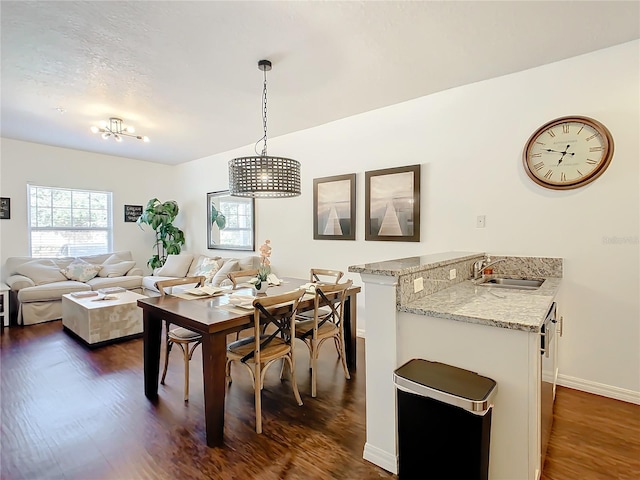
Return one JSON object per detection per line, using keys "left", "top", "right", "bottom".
{"left": 255, "top": 67, "right": 269, "bottom": 157}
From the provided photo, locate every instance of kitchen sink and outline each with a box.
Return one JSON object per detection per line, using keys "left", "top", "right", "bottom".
{"left": 477, "top": 277, "right": 544, "bottom": 290}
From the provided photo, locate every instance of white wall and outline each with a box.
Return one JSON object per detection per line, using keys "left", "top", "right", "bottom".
{"left": 176, "top": 41, "right": 639, "bottom": 396}
{"left": 0, "top": 139, "right": 177, "bottom": 275}
{"left": 1, "top": 41, "right": 637, "bottom": 397}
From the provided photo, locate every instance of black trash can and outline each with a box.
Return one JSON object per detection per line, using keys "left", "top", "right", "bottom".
{"left": 394, "top": 359, "right": 498, "bottom": 480}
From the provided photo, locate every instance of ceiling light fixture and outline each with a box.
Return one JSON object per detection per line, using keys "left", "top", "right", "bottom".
{"left": 228, "top": 60, "right": 301, "bottom": 198}
{"left": 91, "top": 117, "right": 149, "bottom": 143}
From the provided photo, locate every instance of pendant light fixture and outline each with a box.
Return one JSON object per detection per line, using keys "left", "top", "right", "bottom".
{"left": 228, "top": 60, "right": 301, "bottom": 198}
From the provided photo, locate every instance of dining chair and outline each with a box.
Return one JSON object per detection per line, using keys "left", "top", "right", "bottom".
{"left": 310, "top": 268, "right": 343, "bottom": 284}
{"left": 226, "top": 288, "right": 306, "bottom": 434}
{"left": 295, "top": 280, "right": 353, "bottom": 397}
{"left": 297, "top": 268, "right": 344, "bottom": 321}
{"left": 155, "top": 276, "right": 206, "bottom": 402}
{"left": 226, "top": 269, "right": 260, "bottom": 289}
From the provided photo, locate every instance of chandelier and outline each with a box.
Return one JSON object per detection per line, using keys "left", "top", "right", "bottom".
{"left": 228, "top": 60, "right": 301, "bottom": 198}
{"left": 91, "top": 117, "right": 150, "bottom": 143}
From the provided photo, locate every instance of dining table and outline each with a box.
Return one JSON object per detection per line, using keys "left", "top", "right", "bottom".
{"left": 137, "top": 277, "right": 360, "bottom": 447}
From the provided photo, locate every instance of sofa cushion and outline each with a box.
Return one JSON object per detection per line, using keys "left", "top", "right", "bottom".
{"left": 17, "top": 281, "right": 90, "bottom": 303}
{"left": 238, "top": 256, "right": 260, "bottom": 271}
{"left": 60, "top": 258, "right": 102, "bottom": 282}
{"left": 211, "top": 260, "right": 239, "bottom": 286}
{"left": 15, "top": 259, "right": 67, "bottom": 285}
{"left": 193, "top": 257, "right": 221, "bottom": 284}
{"left": 98, "top": 260, "right": 136, "bottom": 278}
{"left": 156, "top": 254, "right": 194, "bottom": 277}
{"left": 187, "top": 255, "right": 221, "bottom": 277}
{"left": 87, "top": 276, "right": 143, "bottom": 291}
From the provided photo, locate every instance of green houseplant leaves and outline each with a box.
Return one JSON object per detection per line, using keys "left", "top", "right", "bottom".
{"left": 137, "top": 198, "right": 186, "bottom": 269}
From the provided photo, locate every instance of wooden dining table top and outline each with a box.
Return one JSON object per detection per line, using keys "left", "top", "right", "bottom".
{"left": 137, "top": 277, "right": 360, "bottom": 334}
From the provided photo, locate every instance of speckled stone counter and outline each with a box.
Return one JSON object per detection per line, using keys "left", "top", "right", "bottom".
{"left": 350, "top": 251, "right": 563, "bottom": 332}
{"left": 399, "top": 277, "right": 561, "bottom": 332}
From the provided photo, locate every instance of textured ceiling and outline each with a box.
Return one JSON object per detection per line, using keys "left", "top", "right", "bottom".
{"left": 1, "top": 1, "right": 639, "bottom": 165}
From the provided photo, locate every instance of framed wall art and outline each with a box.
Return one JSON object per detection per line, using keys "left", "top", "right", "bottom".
{"left": 207, "top": 191, "right": 255, "bottom": 251}
{"left": 365, "top": 164, "right": 420, "bottom": 242}
{"left": 0, "top": 198, "right": 10, "bottom": 220}
{"left": 313, "top": 174, "right": 356, "bottom": 240}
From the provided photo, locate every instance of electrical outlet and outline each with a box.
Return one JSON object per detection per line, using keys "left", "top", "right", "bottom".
{"left": 476, "top": 215, "right": 486, "bottom": 228}
{"left": 413, "top": 277, "right": 424, "bottom": 293}
{"left": 449, "top": 269, "right": 457, "bottom": 280}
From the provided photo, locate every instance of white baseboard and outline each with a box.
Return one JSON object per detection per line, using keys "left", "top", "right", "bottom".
{"left": 356, "top": 328, "right": 365, "bottom": 338}
{"left": 557, "top": 374, "right": 640, "bottom": 405}
{"left": 363, "top": 442, "right": 398, "bottom": 474}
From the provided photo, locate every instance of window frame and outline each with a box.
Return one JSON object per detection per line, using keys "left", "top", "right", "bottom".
{"left": 27, "top": 184, "right": 114, "bottom": 258}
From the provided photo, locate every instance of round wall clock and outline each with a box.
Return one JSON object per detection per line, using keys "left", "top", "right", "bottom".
{"left": 523, "top": 116, "right": 614, "bottom": 190}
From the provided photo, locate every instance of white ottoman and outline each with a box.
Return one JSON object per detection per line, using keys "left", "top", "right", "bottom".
{"left": 62, "top": 291, "right": 146, "bottom": 347}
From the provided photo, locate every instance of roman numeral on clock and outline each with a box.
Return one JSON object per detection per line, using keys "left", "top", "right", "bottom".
{"left": 547, "top": 130, "right": 556, "bottom": 138}
{"left": 562, "top": 125, "right": 570, "bottom": 134}
{"left": 533, "top": 161, "right": 544, "bottom": 171}
{"left": 589, "top": 146, "right": 603, "bottom": 152}
{"left": 544, "top": 170, "right": 553, "bottom": 179}
{"left": 586, "top": 159, "right": 598, "bottom": 165}
{"left": 560, "top": 172, "right": 567, "bottom": 182}
{"left": 530, "top": 153, "right": 542, "bottom": 158}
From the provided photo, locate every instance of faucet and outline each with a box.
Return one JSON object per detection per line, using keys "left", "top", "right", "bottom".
{"left": 473, "top": 256, "right": 506, "bottom": 281}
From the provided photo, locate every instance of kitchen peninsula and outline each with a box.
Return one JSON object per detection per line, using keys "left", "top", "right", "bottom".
{"left": 349, "top": 252, "right": 562, "bottom": 479}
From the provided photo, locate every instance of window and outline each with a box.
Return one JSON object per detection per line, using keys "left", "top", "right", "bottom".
{"left": 28, "top": 185, "right": 113, "bottom": 257}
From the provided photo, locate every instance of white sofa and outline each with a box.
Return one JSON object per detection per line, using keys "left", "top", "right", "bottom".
{"left": 142, "top": 253, "right": 261, "bottom": 296}
{"left": 5, "top": 251, "right": 143, "bottom": 325}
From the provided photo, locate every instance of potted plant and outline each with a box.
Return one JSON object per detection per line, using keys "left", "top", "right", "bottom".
{"left": 249, "top": 239, "right": 272, "bottom": 292}
{"left": 137, "top": 198, "right": 186, "bottom": 269}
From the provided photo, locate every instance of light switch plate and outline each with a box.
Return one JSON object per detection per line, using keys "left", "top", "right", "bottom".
{"left": 449, "top": 269, "right": 457, "bottom": 280}
{"left": 414, "top": 277, "right": 424, "bottom": 293}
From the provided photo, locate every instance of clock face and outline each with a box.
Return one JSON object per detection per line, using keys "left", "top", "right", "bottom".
{"left": 523, "top": 116, "right": 614, "bottom": 190}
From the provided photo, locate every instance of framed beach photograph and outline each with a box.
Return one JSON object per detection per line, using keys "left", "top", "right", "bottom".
{"left": 207, "top": 191, "right": 255, "bottom": 251}
{"left": 313, "top": 174, "right": 356, "bottom": 240}
{"left": 365, "top": 164, "right": 420, "bottom": 242}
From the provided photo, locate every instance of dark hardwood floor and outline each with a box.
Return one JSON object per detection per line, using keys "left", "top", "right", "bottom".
{"left": 1, "top": 321, "right": 638, "bottom": 479}
{"left": 542, "top": 386, "right": 640, "bottom": 480}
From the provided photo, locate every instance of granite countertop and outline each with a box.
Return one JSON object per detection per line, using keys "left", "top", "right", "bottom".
{"left": 398, "top": 276, "right": 561, "bottom": 332}
{"left": 348, "top": 251, "right": 482, "bottom": 276}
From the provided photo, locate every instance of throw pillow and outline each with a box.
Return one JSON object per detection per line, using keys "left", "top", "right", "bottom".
{"left": 156, "top": 254, "right": 194, "bottom": 277}
{"left": 193, "top": 257, "right": 221, "bottom": 284}
{"left": 98, "top": 260, "right": 136, "bottom": 278}
{"left": 211, "top": 260, "right": 239, "bottom": 286}
{"left": 16, "top": 259, "right": 68, "bottom": 286}
{"left": 60, "top": 258, "right": 102, "bottom": 282}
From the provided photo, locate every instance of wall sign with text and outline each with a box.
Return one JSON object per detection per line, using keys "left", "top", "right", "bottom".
{"left": 124, "top": 204, "right": 143, "bottom": 222}
{"left": 0, "top": 198, "right": 10, "bottom": 220}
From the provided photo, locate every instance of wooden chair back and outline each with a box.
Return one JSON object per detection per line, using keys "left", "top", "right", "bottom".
{"left": 310, "top": 268, "right": 343, "bottom": 284}
{"left": 227, "top": 269, "right": 260, "bottom": 288}
{"left": 308, "top": 280, "right": 352, "bottom": 333}
{"left": 248, "top": 288, "right": 307, "bottom": 361}
{"left": 155, "top": 276, "right": 206, "bottom": 296}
